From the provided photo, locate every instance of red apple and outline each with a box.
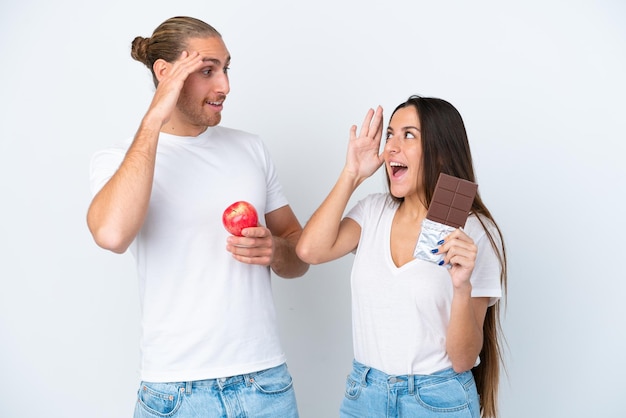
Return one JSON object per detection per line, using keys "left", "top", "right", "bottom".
{"left": 222, "top": 201, "right": 259, "bottom": 236}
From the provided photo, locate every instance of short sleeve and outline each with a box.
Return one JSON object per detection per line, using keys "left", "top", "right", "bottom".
{"left": 259, "top": 139, "right": 289, "bottom": 214}
{"left": 465, "top": 216, "right": 504, "bottom": 306}
{"left": 345, "top": 198, "right": 366, "bottom": 226}
{"left": 89, "top": 144, "right": 127, "bottom": 196}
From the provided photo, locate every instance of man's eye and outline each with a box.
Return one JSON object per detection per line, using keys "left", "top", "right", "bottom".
{"left": 202, "top": 69, "right": 212, "bottom": 76}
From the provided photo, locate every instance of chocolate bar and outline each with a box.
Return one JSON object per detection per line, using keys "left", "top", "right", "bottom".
{"left": 426, "top": 173, "right": 477, "bottom": 228}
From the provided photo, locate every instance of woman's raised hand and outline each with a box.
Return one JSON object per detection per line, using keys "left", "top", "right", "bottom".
{"left": 344, "top": 106, "right": 385, "bottom": 182}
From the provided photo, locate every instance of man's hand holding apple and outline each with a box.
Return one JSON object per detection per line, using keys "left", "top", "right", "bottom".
{"left": 223, "top": 201, "right": 274, "bottom": 266}
{"left": 226, "top": 226, "right": 275, "bottom": 266}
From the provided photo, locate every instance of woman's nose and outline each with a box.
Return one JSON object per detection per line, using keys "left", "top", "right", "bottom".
{"left": 384, "top": 136, "right": 398, "bottom": 153}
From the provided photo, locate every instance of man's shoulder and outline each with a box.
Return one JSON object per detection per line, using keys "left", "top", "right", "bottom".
{"left": 91, "top": 139, "right": 130, "bottom": 160}
{"left": 210, "top": 125, "right": 261, "bottom": 141}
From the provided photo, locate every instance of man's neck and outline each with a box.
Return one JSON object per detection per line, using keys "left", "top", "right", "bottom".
{"left": 160, "top": 121, "right": 208, "bottom": 137}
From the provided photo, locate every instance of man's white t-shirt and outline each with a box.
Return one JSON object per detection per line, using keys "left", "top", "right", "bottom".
{"left": 346, "top": 193, "right": 502, "bottom": 376}
{"left": 90, "top": 127, "right": 289, "bottom": 382}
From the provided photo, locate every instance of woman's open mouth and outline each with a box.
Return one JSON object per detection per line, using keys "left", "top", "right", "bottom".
{"left": 389, "top": 161, "right": 408, "bottom": 178}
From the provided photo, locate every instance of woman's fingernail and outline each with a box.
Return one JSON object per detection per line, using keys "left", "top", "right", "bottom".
{"left": 438, "top": 260, "right": 445, "bottom": 266}
{"left": 431, "top": 248, "right": 439, "bottom": 254}
{"left": 437, "top": 240, "right": 445, "bottom": 245}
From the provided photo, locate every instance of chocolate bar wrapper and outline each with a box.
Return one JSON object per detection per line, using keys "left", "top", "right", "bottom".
{"left": 413, "top": 218, "right": 455, "bottom": 265}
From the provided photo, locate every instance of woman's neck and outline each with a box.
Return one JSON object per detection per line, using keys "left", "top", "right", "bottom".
{"left": 397, "top": 194, "right": 428, "bottom": 221}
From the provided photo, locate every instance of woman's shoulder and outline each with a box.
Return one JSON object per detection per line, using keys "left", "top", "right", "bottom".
{"left": 347, "top": 193, "right": 395, "bottom": 222}
{"left": 464, "top": 213, "right": 502, "bottom": 247}
{"left": 359, "top": 193, "right": 397, "bottom": 210}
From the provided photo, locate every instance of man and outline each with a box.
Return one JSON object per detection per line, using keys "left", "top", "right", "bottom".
{"left": 87, "top": 16, "right": 308, "bottom": 418}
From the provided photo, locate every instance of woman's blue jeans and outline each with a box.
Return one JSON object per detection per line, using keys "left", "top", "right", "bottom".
{"left": 339, "top": 360, "right": 480, "bottom": 418}
{"left": 133, "top": 363, "right": 298, "bottom": 418}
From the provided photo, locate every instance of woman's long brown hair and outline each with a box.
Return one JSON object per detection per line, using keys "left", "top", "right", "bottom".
{"left": 387, "top": 96, "right": 508, "bottom": 418}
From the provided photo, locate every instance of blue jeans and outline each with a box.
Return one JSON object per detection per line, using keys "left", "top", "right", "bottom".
{"left": 339, "top": 360, "right": 480, "bottom": 418}
{"left": 134, "top": 363, "right": 299, "bottom": 418}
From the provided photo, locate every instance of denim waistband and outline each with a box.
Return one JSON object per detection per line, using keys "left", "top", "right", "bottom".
{"left": 165, "top": 363, "right": 287, "bottom": 393}
{"left": 351, "top": 359, "right": 469, "bottom": 390}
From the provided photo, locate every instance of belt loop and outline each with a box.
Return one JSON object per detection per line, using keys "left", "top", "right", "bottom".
{"left": 361, "top": 366, "right": 370, "bottom": 386}
{"left": 408, "top": 375, "right": 415, "bottom": 395}
{"left": 185, "top": 381, "right": 192, "bottom": 394}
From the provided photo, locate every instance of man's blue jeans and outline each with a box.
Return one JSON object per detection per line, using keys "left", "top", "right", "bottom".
{"left": 134, "top": 363, "right": 298, "bottom": 418}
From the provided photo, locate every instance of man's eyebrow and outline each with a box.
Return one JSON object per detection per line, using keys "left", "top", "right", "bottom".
{"left": 201, "top": 58, "right": 220, "bottom": 64}
{"left": 201, "top": 56, "right": 231, "bottom": 65}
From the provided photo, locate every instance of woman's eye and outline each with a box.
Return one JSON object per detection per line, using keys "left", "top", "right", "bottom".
{"left": 385, "top": 132, "right": 393, "bottom": 142}
{"left": 223, "top": 66, "right": 230, "bottom": 74}
{"left": 405, "top": 132, "right": 415, "bottom": 139}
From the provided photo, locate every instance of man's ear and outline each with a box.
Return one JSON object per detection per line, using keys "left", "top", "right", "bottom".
{"left": 153, "top": 59, "right": 170, "bottom": 83}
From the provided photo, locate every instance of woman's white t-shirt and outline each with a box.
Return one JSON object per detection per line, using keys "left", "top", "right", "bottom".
{"left": 346, "top": 193, "right": 502, "bottom": 376}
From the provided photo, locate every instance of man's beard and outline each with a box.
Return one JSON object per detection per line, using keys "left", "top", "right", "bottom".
{"left": 177, "top": 95, "right": 222, "bottom": 128}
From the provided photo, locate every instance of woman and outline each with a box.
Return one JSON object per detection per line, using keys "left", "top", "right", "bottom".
{"left": 296, "top": 96, "right": 507, "bottom": 418}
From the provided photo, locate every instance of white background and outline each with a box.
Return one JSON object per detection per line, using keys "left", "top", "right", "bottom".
{"left": 1, "top": 1, "right": 625, "bottom": 417}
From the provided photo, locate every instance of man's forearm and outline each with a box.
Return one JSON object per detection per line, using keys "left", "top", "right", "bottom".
{"left": 271, "top": 232, "right": 309, "bottom": 279}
